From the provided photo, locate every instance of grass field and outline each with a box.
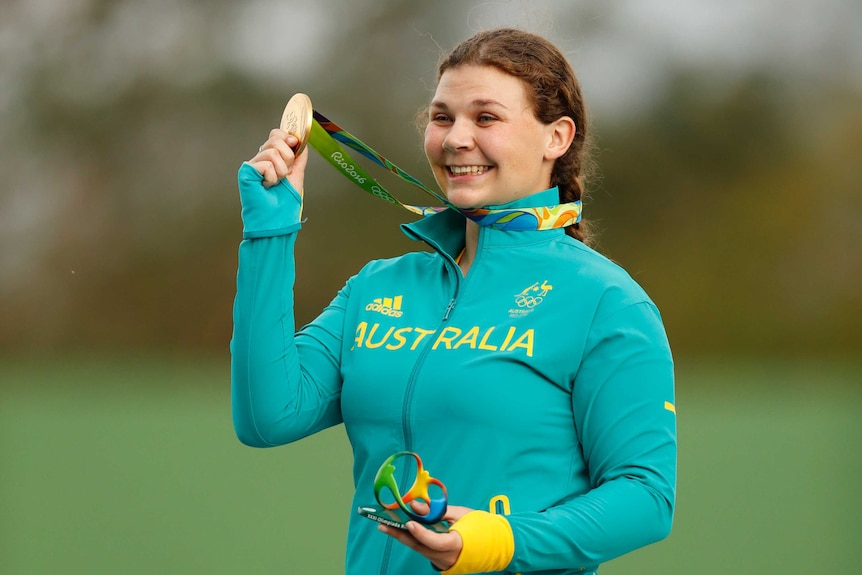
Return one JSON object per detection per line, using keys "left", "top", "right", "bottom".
{"left": 1, "top": 356, "right": 860, "bottom": 574}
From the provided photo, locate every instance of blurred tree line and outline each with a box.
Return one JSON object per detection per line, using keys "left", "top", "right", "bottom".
{"left": 0, "top": 0, "right": 859, "bottom": 361}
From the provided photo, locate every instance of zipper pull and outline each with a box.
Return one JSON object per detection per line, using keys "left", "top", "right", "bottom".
{"left": 442, "top": 298, "right": 456, "bottom": 321}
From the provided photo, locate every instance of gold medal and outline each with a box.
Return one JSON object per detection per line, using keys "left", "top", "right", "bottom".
{"left": 280, "top": 93, "right": 313, "bottom": 156}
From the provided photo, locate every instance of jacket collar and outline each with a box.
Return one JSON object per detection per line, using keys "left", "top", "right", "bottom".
{"left": 401, "top": 187, "right": 566, "bottom": 258}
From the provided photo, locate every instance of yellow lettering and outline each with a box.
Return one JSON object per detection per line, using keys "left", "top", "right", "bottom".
{"left": 365, "top": 324, "right": 393, "bottom": 349}
{"left": 352, "top": 322, "right": 368, "bottom": 350}
{"left": 432, "top": 326, "right": 462, "bottom": 350}
{"left": 386, "top": 327, "right": 413, "bottom": 350}
{"left": 505, "top": 329, "right": 534, "bottom": 357}
{"left": 478, "top": 327, "right": 498, "bottom": 351}
{"left": 354, "top": 323, "right": 534, "bottom": 356}
{"left": 410, "top": 328, "right": 436, "bottom": 350}
{"left": 498, "top": 326, "right": 517, "bottom": 351}
{"left": 454, "top": 326, "right": 480, "bottom": 350}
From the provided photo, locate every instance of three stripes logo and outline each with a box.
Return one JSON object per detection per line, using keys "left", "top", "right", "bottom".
{"left": 365, "top": 295, "right": 404, "bottom": 318}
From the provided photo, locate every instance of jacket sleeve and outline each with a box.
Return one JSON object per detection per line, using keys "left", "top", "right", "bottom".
{"left": 507, "top": 300, "right": 677, "bottom": 572}
{"left": 230, "top": 163, "right": 347, "bottom": 447}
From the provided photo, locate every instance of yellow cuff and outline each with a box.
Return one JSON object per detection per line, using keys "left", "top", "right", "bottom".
{"left": 441, "top": 511, "right": 515, "bottom": 575}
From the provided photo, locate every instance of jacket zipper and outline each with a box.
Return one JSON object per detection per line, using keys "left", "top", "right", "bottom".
{"left": 442, "top": 298, "right": 457, "bottom": 321}
{"left": 402, "top": 296, "right": 457, "bottom": 449}
{"left": 403, "top": 244, "right": 464, "bottom": 450}
{"left": 379, "top": 252, "right": 463, "bottom": 575}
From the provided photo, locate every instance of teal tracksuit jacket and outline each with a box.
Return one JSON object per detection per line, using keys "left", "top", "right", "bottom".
{"left": 231, "top": 163, "right": 677, "bottom": 574}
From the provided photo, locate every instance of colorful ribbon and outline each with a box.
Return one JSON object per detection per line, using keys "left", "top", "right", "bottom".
{"left": 307, "top": 111, "right": 582, "bottom": 231}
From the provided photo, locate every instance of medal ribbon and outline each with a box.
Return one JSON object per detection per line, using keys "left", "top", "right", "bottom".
{"left": 307, "top": 111, "right": 582, "bottom": 231}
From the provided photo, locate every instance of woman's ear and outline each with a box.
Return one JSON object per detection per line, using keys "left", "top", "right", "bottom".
{"left": 544, "top": 116, "right": 576, "bottom": 161}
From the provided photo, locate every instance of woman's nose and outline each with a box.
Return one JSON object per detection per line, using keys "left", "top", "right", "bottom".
{"left": 442, "top": 119, "right": 473, "bottom": 152}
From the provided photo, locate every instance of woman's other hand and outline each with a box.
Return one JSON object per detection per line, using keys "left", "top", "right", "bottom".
{"left": 377, "top": 503, "right": 473, "bottom": 571}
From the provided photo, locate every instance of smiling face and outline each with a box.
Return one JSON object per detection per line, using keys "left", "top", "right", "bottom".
{"left": 424, "top": 65, "right": 571, "bottom": 209}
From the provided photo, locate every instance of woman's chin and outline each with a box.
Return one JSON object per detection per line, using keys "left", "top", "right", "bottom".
{"left": 444, "top": 192, "right": 486, "bottom": 211}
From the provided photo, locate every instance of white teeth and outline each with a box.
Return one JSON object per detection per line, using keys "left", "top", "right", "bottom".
{"left": 449, "top": 165, "right": 489, "bottom": 176}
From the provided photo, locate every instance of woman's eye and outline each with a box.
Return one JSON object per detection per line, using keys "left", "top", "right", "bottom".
{"left": 477, "top": 115, "right": 496, "bottom": 123}
{"left": 432, "top": 114, "right": 451, "bottom": 123}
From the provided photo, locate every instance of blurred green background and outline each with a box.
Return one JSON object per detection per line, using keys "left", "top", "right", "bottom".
{"left": 1, "top": 1, "right": 860, "bottom": 573}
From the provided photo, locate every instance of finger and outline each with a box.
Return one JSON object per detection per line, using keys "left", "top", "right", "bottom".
{"left": 378, "top": 523, "right": 460, "bottom": 570}
{"left": 377, "top": 525, "right": 449, "bottom": 561}
{"left": 284, "top": 140, "right": 308, "bottom": 195}
{"left": 291, "top": 137, "right": 309, "bottom": 171}
{"left": 270, "top": 137, "right": 296, "bottom": 164}
{"left": 266, "top": 128, "right": 307, "bottom": 159}
{"left": 256, "top": 148, "right": 291, "bottom": 177}
{"left": 247, "top": 159, "right": 281, "bottom": 188}
{"left": 245, "top": 161, "right": 272, "bottom": 185}
{"left": 409, "top": 500, "right": 431, "bottom": 515}
{"left": 265, "top": 131, "right": 308, "bottom": 189}
{"left": 378, "top": 524, "right": 424, "bottom": 552}
{"left": 406, "top": 521, "right": 462, "bottom": 553}
{"left": 254, "top": 129, "right": 294, "bottom": 164}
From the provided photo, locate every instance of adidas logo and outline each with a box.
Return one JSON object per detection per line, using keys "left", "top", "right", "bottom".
{"left": 365, "top": 295, "right": 404, "bottom": 318}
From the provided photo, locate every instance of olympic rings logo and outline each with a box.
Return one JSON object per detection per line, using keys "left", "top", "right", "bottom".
{"left": 514, "top": 294, "right": 543, "bottom": 308}
{"left": 370, "top": 185, "right": 397, "bottom": 204}
{"left": 514, "top": 280, "right": 553, "bottom": 308}
{"left": 373, "top": 451, "right": 448, "bottom": 525}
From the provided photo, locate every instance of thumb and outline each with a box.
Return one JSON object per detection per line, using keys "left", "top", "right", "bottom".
{"left": 285, "top": 144, "right": 309, "bottom": 196}
{"left": 406, "top": 521, "right": 463, "bottom": 552}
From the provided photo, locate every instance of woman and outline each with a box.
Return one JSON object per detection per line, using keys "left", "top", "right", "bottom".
{"left": 232, "top": 28, "right": 676, "bottom": 575}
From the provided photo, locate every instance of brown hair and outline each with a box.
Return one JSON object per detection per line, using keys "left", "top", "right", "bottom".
{"left": 436, "top": 28, "right": 593, "bottom": 244}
